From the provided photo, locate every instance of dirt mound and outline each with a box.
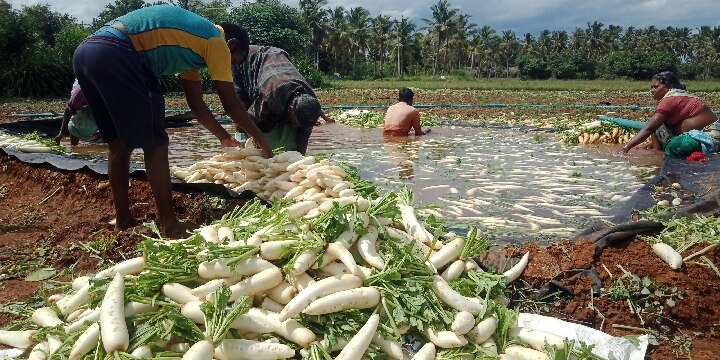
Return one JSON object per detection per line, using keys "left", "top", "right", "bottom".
{"left": 0, "top": 156, "right": 245, "bottom": 326}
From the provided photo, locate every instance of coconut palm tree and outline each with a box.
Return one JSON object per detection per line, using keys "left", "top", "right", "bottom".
{"left": 392, "top": 16, "right": 416, "bottom": 77}
{"left": 299, "top": 0, "right": 328, "bottom": 70}
{"left": 369, "top": 14, "right": 394, "bottom": 76}
{"left": 422, "top": 0, "right": 458, "bottom": 76}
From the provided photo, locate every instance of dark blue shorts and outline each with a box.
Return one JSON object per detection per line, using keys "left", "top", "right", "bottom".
{"left": 73, "top": 35, "right": 168, "bottom": 149}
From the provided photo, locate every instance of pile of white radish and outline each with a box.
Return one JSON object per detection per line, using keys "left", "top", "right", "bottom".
{"left": 0, "top": 132, "right": 53, "bottom": 153}
{"left": 0, "top": 151, "right": 614, "bottom": 360}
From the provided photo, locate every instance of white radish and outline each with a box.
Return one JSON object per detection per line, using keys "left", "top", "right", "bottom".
{"left": 182, "top": 340, "right": 215, "bottom": 360}
{"left": 302, "top": 287, "right": 381, "bottom": 315}
{"left": 652, "top": 243, "right": 683, "bottom": 270}
{"left": 227, "top": 267, "right": 284, "bottom": 301}
{"left": 326, "top": 242, "right": 365, "bottom": 279}
{"left": 398, "top": 204, "right": 433, "bottom": 244}
{"left": 424, "top": 326, "right": 467, "bottom": 348}
{"left": 131, "top": 345, "right": 154, "bottom": 358}
{"left": 464, "top": 259, "right": 480, "bottom": 272}
{"left": 466, "top": 316, "right": 497, "bottom": 344}
{"left": 268, "top": 282, "right": 297, "bottom": 304}
{"left": 279, "top": 274, "right": 362, "bottom": 321}
{"left": 357, "top": 226, "right": 384, "bottom": 269}
{"left": 168, "top": 343, "right": 191, "bottom": 353}
{"left": 509, "top": 327, "right": 566, "bottom": 351}
{"left": 198, "top": 256, "right": 274, "bottom": 279}
{"left": 261, "top": 297, "right": 285, "bottom": 313}
{"left": 481, "top": 338, "right": 498, "bottom": 356}
{"left": 287, "top": 156, "right": 316, "bottom": 173}
{"left": 432, "top": 275, "right": 485, "bottom": 316}
{"left": 441, "top": 260, "right": 466, "bottom": 281}
{"left": 289, "top": 272, "right": 316, "bottom": 291}
{"left": 503, "top": 252, "right": 530, "bottom": 284}
{"left": 68, "top": 323, "right": 100, "bottom": 360}
{"left": 411, "top": 342, "right": 436, "bottom": 360}
{"left": 290, "top": 249, "right": 319, "bottom": 275}
{"left": 32, "top": 307, "right": 63, "bottom": 327}
{"left": 287, "top": 201, "right": 318, "bottom": 219}
{"left": 450, "top": 311, "right": 475, "bottom": 335}
{"left": 100, "top": 272, "right": 128, "bottom": 353}
{"left": 191, "top": 279, "right": 234, "bottom": 298}
{"left": 124, "top": 302, "right": 159, "bottom": 317}
{"left": 71, "top": 276, "right": 90, "bottom": 291}
{"left": 385, "top": 227, "right": 431, "bottom": 256}
{"left": 217, "top": 226, "right": 235, "bottom": 242}
{"left": 371, "top": 334, "right": 404, "bottom": 360}
{"left": 66, "top": 308, "right": 85, "bottom": 322}
{"left": 215, "top": 338, "right": 295, "bottom": 360}
{"left": 319, "top": 262, "right": 373, "bottom": 279}
{"left": 46, "top": 335, "right": 62, "bottom": 355}
{"left": 162, "top": 283, "right": 200, "bottom": 304}
{"left": 58, "top": 283, "right": 91, "bottom": 316}
{"left": 235, "top": 309, "right": 316, "bottom": 348}
{"left": 429, "top": 238, "right": 465, "bottom": 269}
{"left": 28, "top": 341, "right": 48, "bottom": 360}
{"left": 502, "top": 345, "right": 549, "bottom": 360}
{"left": 199, "top": 225, "right": 219, "bottom": 243}
{"left": 65, "top": 308, "right": 101, "bottom": 334}
{"left": 260, "top": 240, "right": 299, "bottom": 261}
{"left": 94, "top": 256, "right": 145, "bottom": 278}
{"left": 335, "top": 314, "right": 380, "bottom": 360}
{"left": 0, "top": 329, "right": 36, "bottom": 348}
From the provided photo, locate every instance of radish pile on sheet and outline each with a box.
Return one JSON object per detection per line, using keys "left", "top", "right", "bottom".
{"left": 0, "top": 149, "right": 617, "bottom": 360}
{"left": 0, "top": 132, "right": 53, "bottom": 153}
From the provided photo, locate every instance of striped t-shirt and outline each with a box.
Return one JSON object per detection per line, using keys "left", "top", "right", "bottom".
{"left": 113, "top": 5, "right": 232, "bottom": 82}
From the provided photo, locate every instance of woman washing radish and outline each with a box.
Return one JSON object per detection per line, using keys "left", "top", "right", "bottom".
{"left": 620, "top": 71, "right": 720, "bottom": 157}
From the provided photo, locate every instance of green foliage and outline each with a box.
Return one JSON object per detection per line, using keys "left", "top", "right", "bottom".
{"left": 547, "top": 51, "right": 597, "bottom": 80}
{"left": 517, "top": 55, "right": 550, "bottom": 80}
{"left": 603, "top": 50, "right": 678, "bottom": 80}
{"left": 293, "top": 56, "right": 326, "bottom": 88}
{"left": 230, "top": 0, "right": 311, "bottom": 58}
{"left": 92, "top": 0, "right": 146, "bottom": 29}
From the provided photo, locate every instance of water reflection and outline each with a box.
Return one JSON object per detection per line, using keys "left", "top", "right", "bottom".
{"left": 383, "top": 136, "right": 421, "bottom": 180}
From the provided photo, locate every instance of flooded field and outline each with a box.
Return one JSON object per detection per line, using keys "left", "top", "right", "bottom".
{"left": 64, "top": 121, "right": 662, "bottom": 241}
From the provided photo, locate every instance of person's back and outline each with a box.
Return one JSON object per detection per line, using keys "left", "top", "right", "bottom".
{"left": 383, "top": 88, "right": 428, "bottom": 136}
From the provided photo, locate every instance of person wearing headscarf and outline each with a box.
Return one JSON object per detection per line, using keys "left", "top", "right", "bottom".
{"left": 620, "top": 71, "right": 720, "bottom": 157}
{"left": 232, "top": 45, "right": 333, "bottom": 154}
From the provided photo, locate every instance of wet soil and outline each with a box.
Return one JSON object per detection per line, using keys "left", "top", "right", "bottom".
{"left": 1, "top": 89, "right": 719, "bottom": 359}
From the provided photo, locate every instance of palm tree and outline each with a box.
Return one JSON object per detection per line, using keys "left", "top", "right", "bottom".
{"left": 449, "top": 12, "right": 475, "bottom": 71}
{"left": 325, "top": 6, "right": 350, "bottom": 73}
{"left": 392, "top": 16, "right": 416, "bottom": 77}
{"left": 422, "top": 0, "right": 458, "bottom": 76}
{"left": 347, "top": 6, "right": 370, "bottom": 62}
{"left": 550, "top": 30, "right": 568, "bottom": 54}
{"left": 499, "top": 29, "right": 518, "bottom": 77}
{"left": 369, "top": 14, "right": 394, "bottom": 76}
{"left": 299, "top": 0, "right": 328, "bottom": 70}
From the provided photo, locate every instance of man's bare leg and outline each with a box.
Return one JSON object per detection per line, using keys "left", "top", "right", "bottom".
{"left": 143, "top": 144, "right": 192, "bottom": 238}
{"left": 108, "top": 139, "right": 137, "bottom": 230}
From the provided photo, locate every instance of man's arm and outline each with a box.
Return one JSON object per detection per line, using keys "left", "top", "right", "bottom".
{"left": 213, "top": 80, "right": 272, "bottom": 157}
{"left": 621, "top": 112, "right": 666, "bottom": 153}
{"left": 180, "top": 78, "right": 240, "bottom": 148}
{"left": 54, "top": 109, "right": 73, "bottom": 144}
{"left": 410, "top": 109, "right": 429, "bottom": 135}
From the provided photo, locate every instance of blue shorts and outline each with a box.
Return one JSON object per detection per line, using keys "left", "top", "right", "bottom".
{"left": 72, "top": 33, "right": 168, "bottom": 149}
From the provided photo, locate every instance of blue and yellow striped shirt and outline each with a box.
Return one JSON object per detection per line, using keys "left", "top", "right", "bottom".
{"left": 113, "top": 5, "right": 231, "bottom": 82}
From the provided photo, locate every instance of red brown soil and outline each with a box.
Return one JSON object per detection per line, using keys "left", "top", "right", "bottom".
{"left": 2, "top": 90, "right": 720, "bottom": 358}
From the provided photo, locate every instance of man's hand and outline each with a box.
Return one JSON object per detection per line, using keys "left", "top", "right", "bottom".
{"left": 220, "top": 137, "right": 242, "bottom": 148}
{"left": 252, "top": 136, "right": 273, "bottom": 158}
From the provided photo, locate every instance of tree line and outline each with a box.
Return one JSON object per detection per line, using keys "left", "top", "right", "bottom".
{"left": 1, "top": 0, "right": 719, "bottom": 98}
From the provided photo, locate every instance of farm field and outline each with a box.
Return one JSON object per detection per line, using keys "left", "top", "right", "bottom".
{"left": 1, "top": 87, "right": 719, "bottom": 359}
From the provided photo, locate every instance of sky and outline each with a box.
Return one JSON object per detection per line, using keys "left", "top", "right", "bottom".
{"left": 7, "top": 0, "right": 720, "bottom": 36}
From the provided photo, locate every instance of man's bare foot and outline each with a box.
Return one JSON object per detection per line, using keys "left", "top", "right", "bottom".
{"left": 162, "top": 221, "right": 196, "bottom": 239}
{"left": 114, "top": 217, "right": 139, "bottom": 230}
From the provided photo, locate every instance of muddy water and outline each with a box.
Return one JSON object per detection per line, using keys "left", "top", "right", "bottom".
{"left": 310, "top": 124, "right": 662, "bottom": 240}
{"left": 67, "top": 122, "right": 662, "bottom": 240}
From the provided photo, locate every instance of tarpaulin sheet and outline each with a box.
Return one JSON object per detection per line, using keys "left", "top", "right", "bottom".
{"left": 0, "top": 148, "right": 255, "bottom": 200}
{"left": 610, "top": 154, "right": 720, "bottom": 223}
{"left": 598, "top": 115, "right": 647, "bottom": 130}
{"left": 0, "top": 115, "right": 194, "bottom": 138}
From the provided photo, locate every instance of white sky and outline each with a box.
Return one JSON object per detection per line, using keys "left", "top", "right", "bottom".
{"left": 8, "top": 0, "right": 720, "bottom": 35}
